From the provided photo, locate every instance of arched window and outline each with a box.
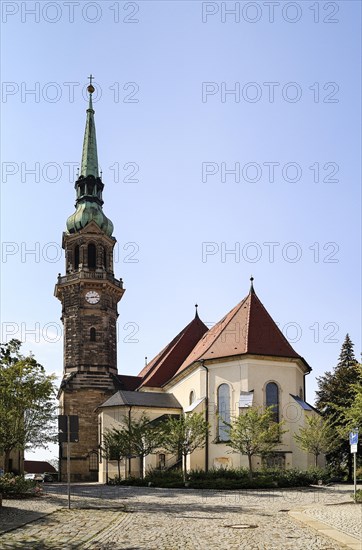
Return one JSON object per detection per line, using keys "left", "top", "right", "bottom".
{"left": 74, "top": 245, "right": 80, "bottom": 270}
{"left": 158, "top": 453, "right": 166, "bottom": 469}
{"left": 89, "top": 451, "right": 98, "bottom": 472}
{"left": 103, "top": 247, "right": 107, "bottom": 270}
{"left": 90, "top": 327, "right": 96, "bottom": 342}
{"left": 189, "top": 390, "right": 195, "bottom": 406}
{"left": 88, "top": 243, "right": 96, "bottom": 268}
{"left": 217, "top": 384, "right": 230, "bottom": 441}
{"left": 266, "top": 382, "right": 279, "bottom": 423}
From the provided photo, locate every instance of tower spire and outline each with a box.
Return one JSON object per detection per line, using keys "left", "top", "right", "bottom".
{"left": 80, "top": 75, "right": 99, "bottom": 178}
{"left": 65, "top": 77, "right": 114, "bottom": 237}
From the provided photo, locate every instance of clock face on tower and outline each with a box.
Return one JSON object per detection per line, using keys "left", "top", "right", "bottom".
{"left": 85, "top": 290, "right": 100, "bottom": 304}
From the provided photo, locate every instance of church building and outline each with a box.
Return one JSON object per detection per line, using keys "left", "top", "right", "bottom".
{"left": 56, "top": 81, "right": 321, "bottom": 482}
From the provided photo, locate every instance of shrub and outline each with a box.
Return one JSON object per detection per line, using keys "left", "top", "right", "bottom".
{"left": 108, "top": 475, "right": 122, "bottom": 485}
{"left": 353, "top": 489, "right": 362, "bottom": 503}
{"left": 144, "top": 469, "right": 184, "bottom": 488}
{"left": 115, "top": 466, "right": 332, "bottom": 490}
{"left": 0, "top": 474, "right": 40, "bottom": 498}
{"left": 188, "top": 468, "right": 249, "bottom": 481}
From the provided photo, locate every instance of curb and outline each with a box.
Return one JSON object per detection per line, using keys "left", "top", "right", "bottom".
{"left": 289, "top": 505, "right": 362, "bottom": 550}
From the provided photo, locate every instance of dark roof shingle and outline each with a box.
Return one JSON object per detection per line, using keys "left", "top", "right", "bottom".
{"left": 99, "top": 390, "right": 182, "bottom": 409}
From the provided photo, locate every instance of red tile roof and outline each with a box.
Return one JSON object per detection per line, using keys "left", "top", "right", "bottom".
{"left": 24, "top": 460, "right": 56, "bottom": 473}
{"left": 174, "top": 285, "right": 310, "bottom": 377}
{"left": 137, "top": 313, "right": 209, "bottom": 388}
{"left": 115, "top": 374, "right": 143, "bottom": 391}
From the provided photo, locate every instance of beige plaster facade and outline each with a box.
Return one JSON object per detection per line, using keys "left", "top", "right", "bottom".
{"left": 98, "top": 404, "right": 181, "bottom": 483}
{"left": 98, "top": 353, "right": 322, "bottom": 482}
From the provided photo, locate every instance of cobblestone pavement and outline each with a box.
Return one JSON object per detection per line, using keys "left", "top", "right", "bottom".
{"left": 0, "top": 484, "right": 360, "bottom": 549}
{"left": 303, "top": 502, "right": 362, "bottom": 540}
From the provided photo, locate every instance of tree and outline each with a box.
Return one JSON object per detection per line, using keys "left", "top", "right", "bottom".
{"left": 160, "top": 413, "right": 210, "bottom": 482}
{"left": 315, "top": 334, "right": 361, "bottom": 480}
{"left": 123, "top": 413, "right": 163, "bottom": 479}
{"left": 225, "top": 407, "right": 284, "bottom": 479}
{"left": 294, "top": 414, "right": 338, "bottom": 467}
{"left": 104, "top": 414, "right": 163, "bottom": 479}
{"left": 342, "top": 364, "right": 362, "bottom": 430}
{"left": 102, "top": 428, "right": 128, "bottom": 481}
{"left": 0, "top": 340, "right": 57, "bottom": 473}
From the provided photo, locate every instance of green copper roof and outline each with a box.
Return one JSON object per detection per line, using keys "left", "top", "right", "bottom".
{"left": 80, "top": 92, "right": 99, "bottom": 178}
{"left": 65, "top": 78, "right": 114, "bottom": 238}
{"left": 66, "top": 201, "right": 114, "bottom": 236}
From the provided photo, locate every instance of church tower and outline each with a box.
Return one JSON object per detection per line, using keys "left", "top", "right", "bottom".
{"left": 55, "top": 79, "right": 124, "bottom": 481}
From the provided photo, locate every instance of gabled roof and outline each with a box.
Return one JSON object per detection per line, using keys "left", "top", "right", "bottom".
{"left": 174, "top": 282, "right": 311, "bottom": 378}
{"left": 137, "top": 312, "right": 209, "bottom": 388}
{"left": 99, "top": 390, "right": 182, "bottom": 409}
{"left": 114, "top": 374, "right": 143, "bottom": 391}
{"left": 290, "top": 394, "right": 315, "bottom": 411}
{"left": 24, "top": 461, "right": 56, "bottom": 474}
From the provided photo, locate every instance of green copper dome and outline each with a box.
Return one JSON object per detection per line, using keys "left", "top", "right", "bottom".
{"left": 66, "top": 200, "right": 114, "bottom": 236}
{"left": 66, "top": 79, "right": 114, "bottom": 237}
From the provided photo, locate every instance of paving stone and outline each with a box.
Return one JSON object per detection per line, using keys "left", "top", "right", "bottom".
{"left": 0, "top": 484, "right": 359, "bottom": 549}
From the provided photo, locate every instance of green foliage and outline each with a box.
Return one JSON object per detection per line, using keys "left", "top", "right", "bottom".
{"left": 102, "top": 428, "right": 129, "bottom": 480}
{"left": 116, "top": 466, "right": 332, "bottom": 489}
{"left": 160, "top": 412, "right": 210, "bottom": 482}
{"left": 0, "top": 340, "right": 57, "bottom": 472}
{"left": 294, "top": 415, "right": 338, "bottom": 466}
{"left": 188, "top": 467, "right": 250, "bottom": 480}
{"left": 353, "top": 489, "right": 362, "bottom": 503}
{"left": 103, "top": 413, "right": 164, "bottom": 479}
{"left": 315, "top": 334, "right": 361, "bottom": 480}
{"left": 145, "top": 469, "right": 184, "bottom": 488}
{"left": 225, "top": 406, "right": 286, "bottom": 478}
{"left": 0, "top": 474, "right": 41, "bottom": 498}
{"left": 341, "top": 364, "right": 362, "bottom": 431}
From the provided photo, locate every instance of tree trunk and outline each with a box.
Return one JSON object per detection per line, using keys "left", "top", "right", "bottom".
{"left": 4, "top": 450, "right": 11, "bottom": 474}
{"left": 140, "top": 455, "right": 143, "bottom": 480}
{"left": 347, "top": 453, "right": 353, "bottom": 482}
{"left": 182, "top": 454, "right": 187, "bottom": 483}
{"left": 117, "top": 458, "right": 121, "bottom": 480}
{"left": 247, "top": 454, "right": 253, "bottom": 479}
{"left": 314, "top": 453, "right": 319, "bottom": 468}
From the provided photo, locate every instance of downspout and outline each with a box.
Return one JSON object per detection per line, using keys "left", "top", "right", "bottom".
{"left": 304, "top": 367, "right": 310, "bottom": 401}
{"left": 201, "top": 360, "right": 209, "bottom": 472}
{"left": 128, "top": 406, "right": 132, "bottom": 477}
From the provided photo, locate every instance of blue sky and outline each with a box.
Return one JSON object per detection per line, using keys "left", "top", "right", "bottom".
{"left": 1, "top": 1, "right": 361, "bottom": 462}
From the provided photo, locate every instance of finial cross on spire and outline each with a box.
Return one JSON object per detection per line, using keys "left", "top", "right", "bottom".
{"left": 88, "top": 74, "right": 94, "bottom": 86}
{"left": 249, "top": 275, "right": 255, "bottom": 294}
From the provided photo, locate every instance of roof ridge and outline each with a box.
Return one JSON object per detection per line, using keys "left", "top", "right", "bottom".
{"left": 181, "top": 295, "right": 249, "bottom": 367}
{"left": 251, "top": 292, "right": 300, "bottom": 356}
{"left": 245, "top": 293, "right": 252, "bottom": 352}
{"left": 138, "top": 315, "right": 209, "bottom": 388}
{"left": 138, "top": 325, "right": 189, "bottom": 378}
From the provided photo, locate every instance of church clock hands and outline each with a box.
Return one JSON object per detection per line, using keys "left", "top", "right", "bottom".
{"left": 85, "top": 290, "right": 100, "bottom": 304}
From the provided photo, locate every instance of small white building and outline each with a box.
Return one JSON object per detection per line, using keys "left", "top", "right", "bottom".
{"left": 98, "top": 280, "right": 322, "bottom": 482}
